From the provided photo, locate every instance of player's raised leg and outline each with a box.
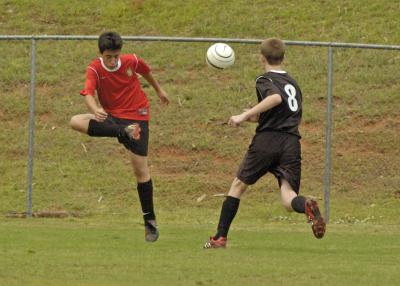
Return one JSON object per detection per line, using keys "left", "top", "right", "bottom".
{"left": 70, "top": 114, "right": 95, "bottom": 134}
{"left": 280, "top": 179, "right": 326, "bottom": 239}
{"left": 70, "top": 113, "right": 125, "bottom": 138}
{"left": 204, "top": 177, "right": 247, "bottom": 249}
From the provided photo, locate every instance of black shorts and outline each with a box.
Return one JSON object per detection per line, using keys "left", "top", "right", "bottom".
{"left": 237, "top": 131, "right": 301, "bottom": 193}
{"left": 105, "top": 116, "right": 149, "bottom": 156}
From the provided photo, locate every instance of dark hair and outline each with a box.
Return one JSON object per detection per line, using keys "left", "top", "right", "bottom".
{"left": 260, "top": 38, "right": 285, "bottom": 65}
{"left": 98, "top": 31, "right": 123, "bottom": 53}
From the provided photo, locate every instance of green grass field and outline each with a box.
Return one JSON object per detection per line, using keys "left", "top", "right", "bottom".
{"left": 1, "top": 0, "right": 400, "bottom": 285}
{"left": 2, "top": 218, "right": 400, "bottom": 286}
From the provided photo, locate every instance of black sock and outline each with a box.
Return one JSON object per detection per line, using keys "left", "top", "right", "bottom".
{"left": 137, "top": 179, "right": 155, "bottom": 221}
{"left": 291, "top": 195, "right": 306, "bottom": 213}
{"left": 87, "top": 119, "right": 122, "bottom": 137}
{"left": 215, "top": 196, "right": 240, "bottom": 238}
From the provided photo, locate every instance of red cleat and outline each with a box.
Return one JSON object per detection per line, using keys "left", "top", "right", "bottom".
{"left": 203, "top": 236, "right": 227, "bottom": 249}
{"left": 305, "top": 199, "right": 326, "bottom": 239}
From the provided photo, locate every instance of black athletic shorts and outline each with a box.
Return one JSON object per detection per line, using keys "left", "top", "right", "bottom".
{"left": 237, "top": 131, "right": 301, "bottom": 194}
{"left": 105, "top": 115, "right": 149, "bottom": 156}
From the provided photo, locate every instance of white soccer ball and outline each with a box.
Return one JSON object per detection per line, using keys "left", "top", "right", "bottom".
{"left": 206, "top": 43, "right": 235, "bottom": 69}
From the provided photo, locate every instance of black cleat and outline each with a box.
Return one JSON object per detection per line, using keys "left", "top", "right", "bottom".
{"left": 144, "top": 220, "right": 159, "bottom": 242}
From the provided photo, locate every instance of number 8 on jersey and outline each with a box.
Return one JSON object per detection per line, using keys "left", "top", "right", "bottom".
{"left": 284, "top": 84, "right": 298, "bottom": 112}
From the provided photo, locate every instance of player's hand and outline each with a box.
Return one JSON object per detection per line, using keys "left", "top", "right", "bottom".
{"left": 228, "top": 113, "right": 248, "bottom": 127}
{"left": 157, "top": 89, "right": 169, "bottom": 105}
{"left": 94, "top": 108, "right": 108, "bottom": 122}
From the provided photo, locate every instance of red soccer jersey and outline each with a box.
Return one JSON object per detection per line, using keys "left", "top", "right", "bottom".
{"left": 80, "top": 54, "right": 151, "bottom": 120}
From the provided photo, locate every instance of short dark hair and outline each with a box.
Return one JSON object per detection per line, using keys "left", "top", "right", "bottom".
{"left": 98, "top": 31, "right": 123, "bottom": 53}
{"left": 260, "top": 38, "right": 285, "bottom": 65}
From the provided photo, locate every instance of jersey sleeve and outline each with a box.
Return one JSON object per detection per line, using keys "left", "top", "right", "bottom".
{"left": 135, "top": 57, "right": 151, "bottom": 75}
{"left": 80, "top": 66, "right": 98, "bottom": 96}
{"left": 255, "top": 77, "right": 280, "bottom": 100}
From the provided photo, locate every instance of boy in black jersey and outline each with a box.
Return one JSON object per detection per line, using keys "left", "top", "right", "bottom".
{"left": 204, "top": 38, "right": 326, "bottom": 249}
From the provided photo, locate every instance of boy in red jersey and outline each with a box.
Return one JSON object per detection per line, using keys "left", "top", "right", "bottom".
{"left": 70, "top": 31, "right": 169, "bottom": 242}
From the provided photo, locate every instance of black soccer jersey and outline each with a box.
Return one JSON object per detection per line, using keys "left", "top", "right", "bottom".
{"left": 255, "top": 71, "right": 302, "bottom": 137}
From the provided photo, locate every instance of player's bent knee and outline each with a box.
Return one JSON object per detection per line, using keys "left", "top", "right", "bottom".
{"left": 233, "top": 177, "right": 247, "bottom": 189}
{"left": 70, "top": 115, "right": 89, "bottom": 133}
{"left": 228, "top": 177, "right": 248, "bottom": 198}
{"left": 69, "top": 116, "right": 79, "bottom": 130}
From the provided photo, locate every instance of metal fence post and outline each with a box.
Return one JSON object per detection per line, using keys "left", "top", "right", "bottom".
{"left": 27, "top": 37, "right": 36, "bottom": 217}
{"left": 323, "top": 46, "right": 334, "bottom": 223}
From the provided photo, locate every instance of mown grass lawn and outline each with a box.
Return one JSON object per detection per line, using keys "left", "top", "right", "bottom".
{"left": 1, "top": 218, "right": 400, "bottom": 286}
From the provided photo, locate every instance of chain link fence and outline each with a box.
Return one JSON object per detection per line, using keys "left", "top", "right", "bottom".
{"left": 1, "top": 36, "right": 399, "bottom": 222}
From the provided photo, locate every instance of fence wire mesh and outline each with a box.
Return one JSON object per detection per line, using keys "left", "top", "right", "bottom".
{"left": 0, "top": 37, "right": 398, "bottom": 223}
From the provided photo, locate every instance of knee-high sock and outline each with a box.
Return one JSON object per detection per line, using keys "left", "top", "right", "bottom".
{"left": 291, "top": 195, "right": 306, "bottom": 213}
{"left": 137, "top": 179, "right": 155, "bottom": 221}
{"left": 215, "top": 196, "right": 240, "bottom": 238}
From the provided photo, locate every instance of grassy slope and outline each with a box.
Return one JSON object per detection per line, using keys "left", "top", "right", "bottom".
{"left": 1, "top": 0, "right": 399, "bottom": 42}
{"left": 0, "top": 0, "right": 399, "bottom": 223}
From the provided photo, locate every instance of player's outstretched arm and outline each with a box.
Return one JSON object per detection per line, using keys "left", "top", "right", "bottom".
{"left": 142, "top": 72, "right": 169, "bottom": 105}
{"left": 228, "top": 94, "right": 281, "bottom": 127}
{"left": 243, "top": 108, "right": 259, "bottom": 123}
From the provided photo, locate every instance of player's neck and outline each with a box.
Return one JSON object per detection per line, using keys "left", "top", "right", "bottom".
{"left": 264, "top": 64, "right": 283, "bottom": 72}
